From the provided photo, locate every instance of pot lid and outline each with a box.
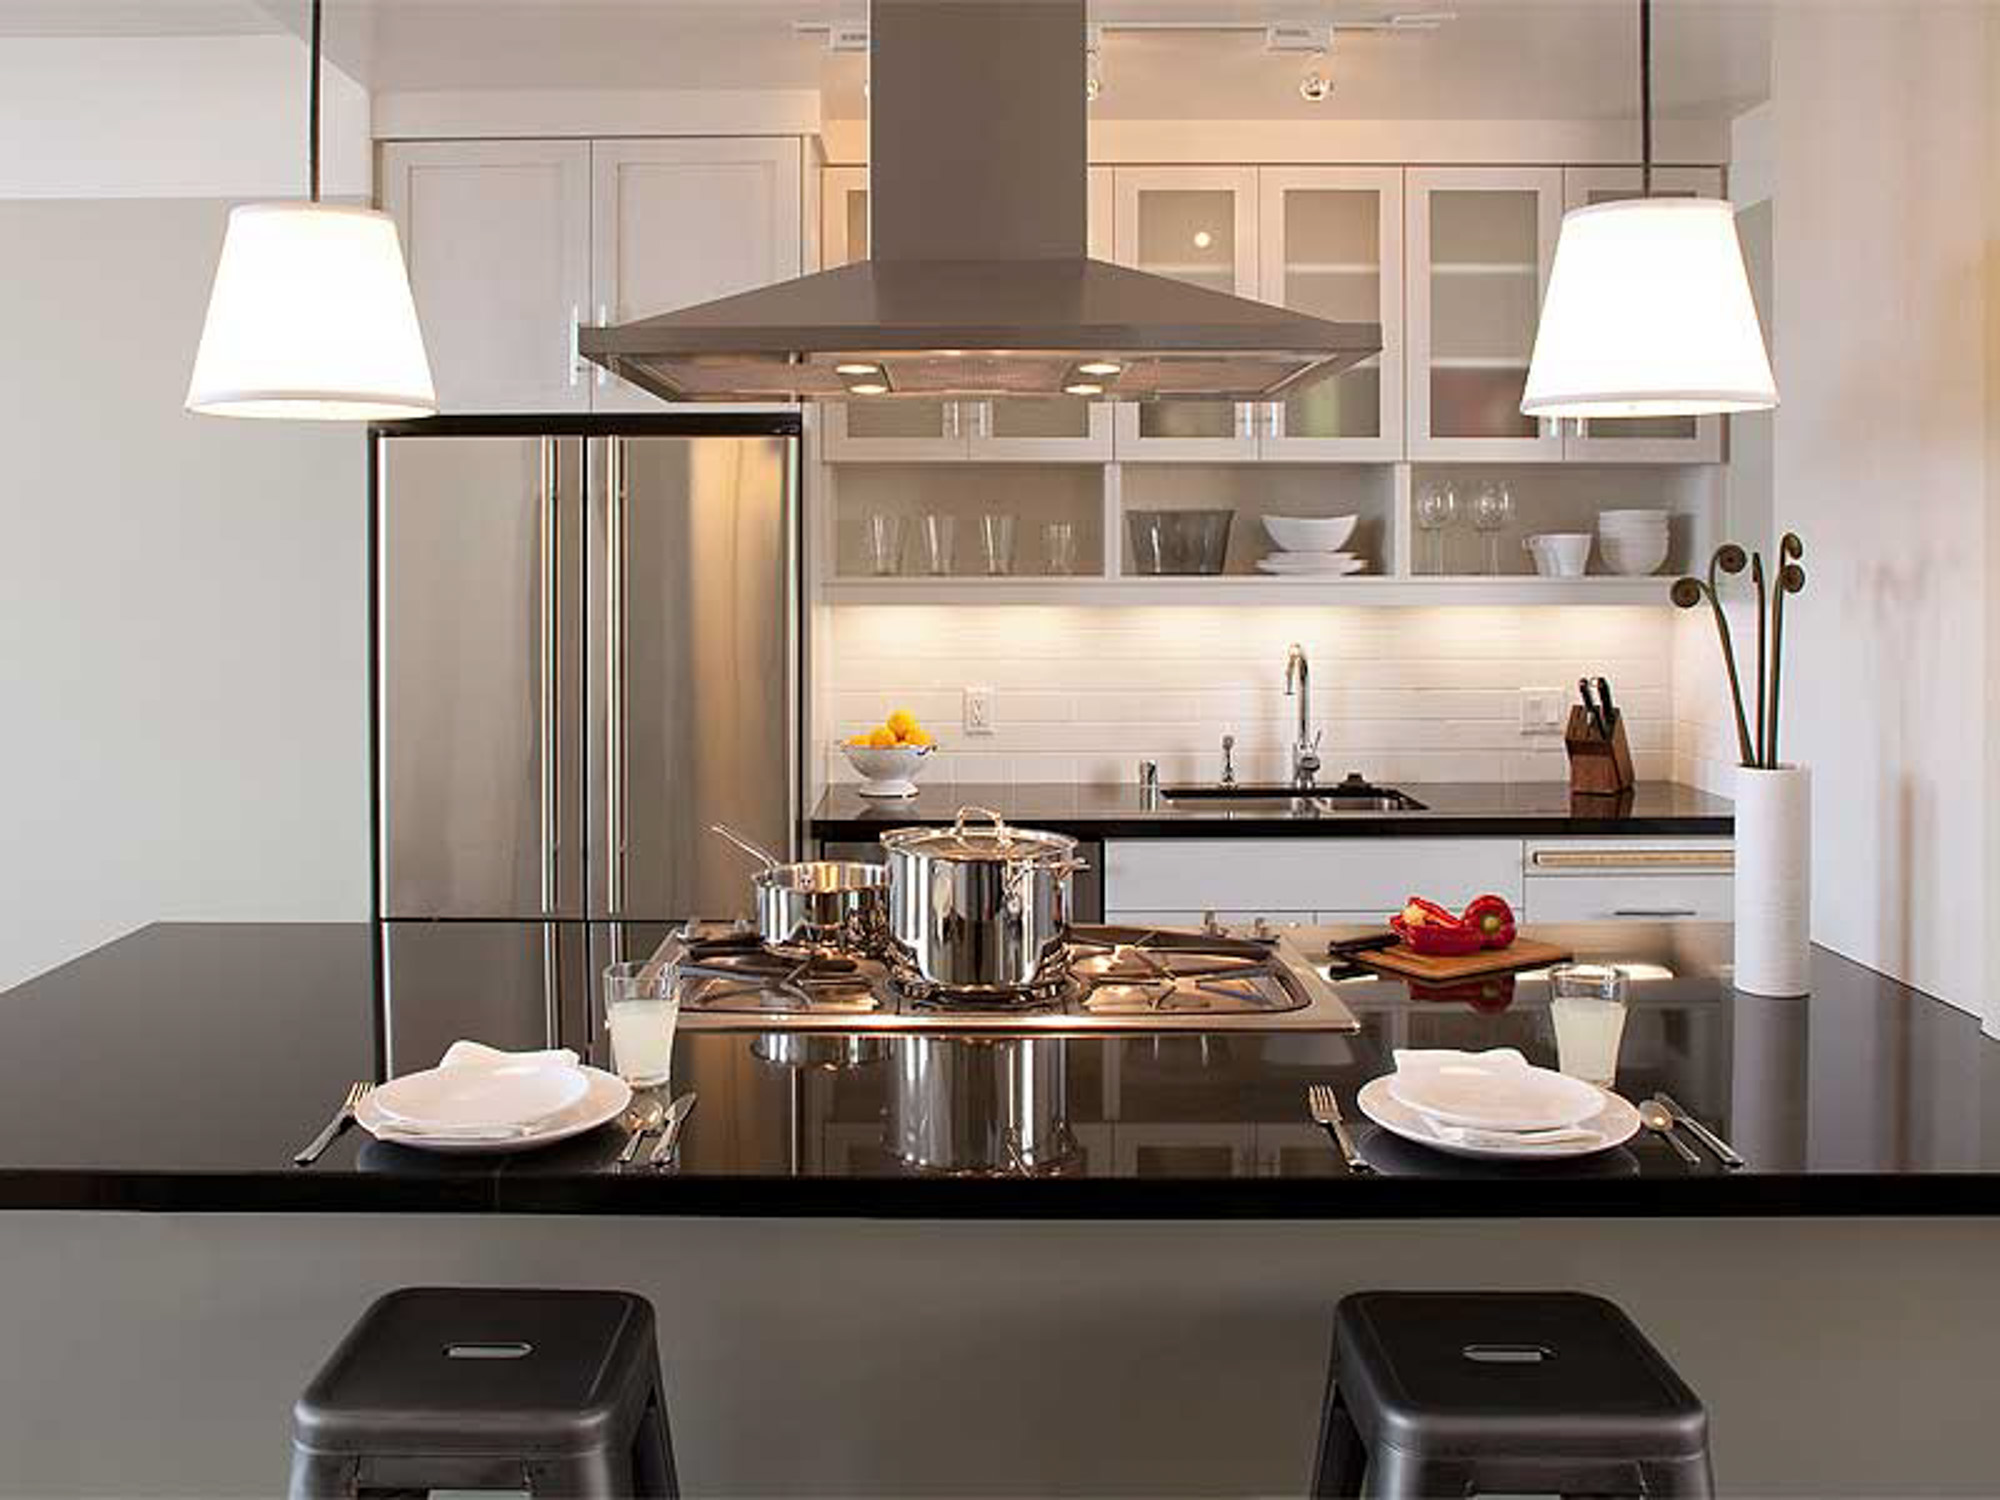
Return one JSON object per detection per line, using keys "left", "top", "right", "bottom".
{"left": 881, "top": 808, "right": 1078, "bottom": 863}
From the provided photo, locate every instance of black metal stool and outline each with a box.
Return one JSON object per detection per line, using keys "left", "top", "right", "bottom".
{"left": 1311, "top": 1291, "right": 1713, "bottom": 1499}
{"left": 288, "top": 1287, "right": 678, "bottom": 1499}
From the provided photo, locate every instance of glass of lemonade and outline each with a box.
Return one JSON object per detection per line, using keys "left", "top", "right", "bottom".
{"left": 1547, "top": 963, "right": 1629, "bottom": 1088}
{"left": 602, "top": 960, "right": 681, "bottom": 1088}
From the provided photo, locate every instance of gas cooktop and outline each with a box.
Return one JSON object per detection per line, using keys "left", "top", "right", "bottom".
{"left": 659, "top": 923, "right": 1361, "bottom": 1034}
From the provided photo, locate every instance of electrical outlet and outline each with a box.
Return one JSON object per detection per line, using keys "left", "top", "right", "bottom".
{"left": 963, "top": 686, "right": 996, "bottom": 736}
{"left": 1519, "top": 688, "right": 1567, "bottom": 736}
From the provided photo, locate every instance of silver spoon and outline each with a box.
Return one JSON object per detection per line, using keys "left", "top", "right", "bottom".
{"left": 615, "top": 1092, "right": 667, "bottom": 1168}
{"left": 1638, "top": 1100, "right": 1701, "bottom": 1166}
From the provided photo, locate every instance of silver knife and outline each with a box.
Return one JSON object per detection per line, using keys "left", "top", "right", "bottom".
{"left": 647, "top": 1091, "right": 699, "bottom": 1169}
{"left": 1652, "top": 1092, "right": 1745, "bottom": 1168}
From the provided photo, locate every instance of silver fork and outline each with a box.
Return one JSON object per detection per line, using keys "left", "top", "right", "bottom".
{"left": 294, "top": 1081, "right": 370, "bottom": 1166}
{"left": 1306, "top": 1084, "right": 1371, "bottom": 1174}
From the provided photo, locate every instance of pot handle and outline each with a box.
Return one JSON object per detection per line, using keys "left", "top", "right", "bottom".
{"left": 951, "top": 805, "right": 1014, "bottom": 849}
{"left": 709, "top": 822, "right": 782, "bottom": 874}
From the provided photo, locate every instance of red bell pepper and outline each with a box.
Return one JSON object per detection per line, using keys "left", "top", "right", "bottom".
{"left": 1460, "top": 894, "right": 1518, "bottom": 950}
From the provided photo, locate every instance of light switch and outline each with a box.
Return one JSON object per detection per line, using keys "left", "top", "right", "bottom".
{"left": 1519, "top": 688, "right": 1566, "bottom": 736}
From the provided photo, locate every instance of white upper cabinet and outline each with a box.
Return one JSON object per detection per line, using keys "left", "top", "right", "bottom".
{"left": 1406, "top": 166, "right": 1566, "bottom": 462}
{"left": 589, "top": 138, "right": 804, "bottom": 411}
{"left": 1556, "top": 166, "right": 1728, "bottom": 464}
{"left": 1256, "top": 167, "right": 1406, "bottom": 461}
{"left": 821, "top": 166, "right": 1115, "bottom": 461}
{"left": 381, "top": 140, "right": 594, "bottom": 413}
{"left": 1110, "top": 166, "right": 1262, "bottom": 460}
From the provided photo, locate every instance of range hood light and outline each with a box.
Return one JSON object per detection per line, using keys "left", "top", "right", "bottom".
{"left": 847, "top": 381, "right": 891, "bottom": 396}
{"left": 1064, "top": 382, "right": 1105, "bottom": 397}
{"left": 186, "top": 0, "right": 433, "bottom": 421}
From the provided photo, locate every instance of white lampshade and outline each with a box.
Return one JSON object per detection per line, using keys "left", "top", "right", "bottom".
{"left": 187, "top": 203, "right": 436, "bottom": 420}
{"left": 1522, "top": 197, "right": 1777, "bottom": 419}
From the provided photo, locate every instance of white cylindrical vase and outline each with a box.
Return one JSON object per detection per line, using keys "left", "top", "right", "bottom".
{"left": 1733, "top": 764, "right": 1812, "bottom": 996}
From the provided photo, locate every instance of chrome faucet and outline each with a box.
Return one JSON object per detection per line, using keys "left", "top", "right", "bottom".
{"left": 1284, "top": 643, "right": 1323, "bottom": 788}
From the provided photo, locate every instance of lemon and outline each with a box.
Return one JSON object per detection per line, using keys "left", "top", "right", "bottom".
{"left": 866, "top": 726, "right": 898, "bottom": 749}
{"left": 886, "top": 708, "right": 919, "bottom": 739}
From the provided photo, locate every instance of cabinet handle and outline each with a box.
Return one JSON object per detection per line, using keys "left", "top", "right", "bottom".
{"left": 1263, "top": 402, "right": 1282, "bottom": 440}
{"left": 1531, "top": 849, "right": 1734, "bottom": 871}
{"left": 537, "top": 438, "right": 560, "bottom": 914}
{"left": 1235, "top": 403, "right": 1255, "bottom": 441}
{"left": 595, "top": 304, "right": 611, "bottom": 387}
{"left": 568, "top": 305, "right": 582, "bottom": 388}
{"left": 605, "top": 437, "right": 630, "bottom": 915}
{"left": 1612, "top": 909, "right": 1700, "bottom": 918}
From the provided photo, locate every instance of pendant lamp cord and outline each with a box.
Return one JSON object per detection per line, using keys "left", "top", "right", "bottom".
{"left": 1639, "top": 0, "right": 1653, "bottom": 197}
{"left": 308, "top": 0, "right": 323, "bottom": 202}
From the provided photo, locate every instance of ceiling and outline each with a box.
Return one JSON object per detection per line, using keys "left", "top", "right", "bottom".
{"left": 0, "top": 0, "right": 1773, "bottom": 122}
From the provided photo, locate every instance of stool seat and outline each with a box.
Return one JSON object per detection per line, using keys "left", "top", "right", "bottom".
{"left": 1313, "top": 1291, "right": 1713, "bottom": 1499}
{"left": 290, "top": 1287, "right": 677, "bottom": 1499}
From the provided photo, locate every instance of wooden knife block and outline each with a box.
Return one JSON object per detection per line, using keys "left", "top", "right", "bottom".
{"left": 1564, "top": 706, "right": 1636, "bottom": 795}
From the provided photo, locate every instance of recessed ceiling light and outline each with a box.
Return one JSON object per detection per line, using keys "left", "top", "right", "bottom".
{"left": 1077, "top": 360, "right": 1123, "bottom": 377}
{"left": 834, "top": 362, "right": 880, "bottom": 376}
{"left": 848, "top": 382, "right": 889, "bottom": 396}
{"left": 1192, "top": 230, "right": 1214, "bottom": 250}
{"left": 1064, "top": 382, "right": 1104, "bottom": 397}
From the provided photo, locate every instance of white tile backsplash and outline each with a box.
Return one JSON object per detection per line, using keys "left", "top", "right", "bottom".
{"left": 822, "top": 605, "right": 1681, "bottom": 788}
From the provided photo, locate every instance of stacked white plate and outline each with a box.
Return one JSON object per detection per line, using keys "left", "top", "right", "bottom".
{"left": 1357, "top": 1048, "right": 1640, "bottom": 1159}
{"left": 1597, "top": 509, "right": 1671, "bottom": 577}
{"left": 1259, "top": 514, "right": 1368, "bottom": 576}
{"left": 356, "top": 1042, "right": 632, "bottom": 1154}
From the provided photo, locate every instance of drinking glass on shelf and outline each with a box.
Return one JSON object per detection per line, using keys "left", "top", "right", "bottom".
{"left": 1470, "top": 482, "right": 1515, "bottom": 576}
{"left": 862, "top": 512, "right": 904, "bottom": 576}
{"left": 1414, "top": 483, "right": 1458, "bottom": 575}
{"left": 1041, "top": 521, "right": 1078, "bottom": 576}
{"left": 602, "top": 959, "right": 681, "bottom": 1089}
{"left": 1547, "top": 963, "right": 1629, "bottom": 1089}
{"left": 979, "top": 513, "right": 1017, "bottom": 576}
{"left": 915, "top": 513, "right": 956, "bottom": 576}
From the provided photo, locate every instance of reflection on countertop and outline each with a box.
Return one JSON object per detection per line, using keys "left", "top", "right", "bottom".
{"left": 0, "top": 920, "right": 1994, "bottom": 1217}
{"left": 810, "top": 781, "right": 1734, "bottom": 839}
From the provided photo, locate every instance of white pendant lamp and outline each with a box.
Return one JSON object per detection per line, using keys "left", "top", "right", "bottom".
{"left": 1521, "top": 0, "right": 1776, "bottom": 420}
{"left": 187, "top": 0, "right": 434, "bottom": 420}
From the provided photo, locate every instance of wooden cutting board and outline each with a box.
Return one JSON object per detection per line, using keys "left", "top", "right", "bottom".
{"left": 1353, "top": 937, "right": 1572, "bottom": 982}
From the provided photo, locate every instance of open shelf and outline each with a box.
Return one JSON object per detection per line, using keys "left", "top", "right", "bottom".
{"left": 820, "top": 575, "right": 1680, "bottom": 607}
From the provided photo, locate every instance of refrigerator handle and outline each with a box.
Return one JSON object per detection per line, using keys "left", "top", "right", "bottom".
{"left": 538, "top": 437, "right": 560, "bottom": 914}
{"left": 605, "top": 436, "right": 630, "bottom": 916}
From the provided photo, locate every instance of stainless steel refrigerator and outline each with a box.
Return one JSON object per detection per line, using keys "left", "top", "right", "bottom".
{"left": 369, "top": 414, "right": 803, "bottom": 1061}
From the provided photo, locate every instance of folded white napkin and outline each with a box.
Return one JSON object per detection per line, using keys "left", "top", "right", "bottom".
{"left": 1415, "top": 1119, "right": 1604, "bottom": 1150}
{"left": 1393, "top": 1047, "right": 1530, "bottom": 1076}
{"left": 439, "top": 1040, "right": 580, "bottom": 1072}
{"left": 1391, "top": 1049, "right": 1602, "bottom": 1145}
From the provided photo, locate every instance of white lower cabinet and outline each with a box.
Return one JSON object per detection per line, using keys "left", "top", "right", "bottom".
{"left": 1104, "top": 839, "right": 1525, "bottom": 924}
{"left": 1522, "top": 838, "right": 1734, "bottom": 923}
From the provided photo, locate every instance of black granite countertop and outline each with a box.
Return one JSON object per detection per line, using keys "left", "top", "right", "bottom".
{"left": 1, "top": 920, "right": 1995, "bottom": 1217}
{"left": 811, "top": 781, "right": 1733, "bottom": 841}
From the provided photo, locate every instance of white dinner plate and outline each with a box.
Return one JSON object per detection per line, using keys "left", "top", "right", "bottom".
{"left": 1388, "top": 1052, "right": 1603, "bottom": 1131}
{"left": 1257, "top": 555, "right": 1367, "bottom": 576}
{"left": 368, "top": 1060, "right": 591, "bottom": 1132}
{"left": 1359, "top": 1075, "right": 1640, "bottom": 1161}
{"left": 358, "top": 1066, "right": 631, "bottom": 1155}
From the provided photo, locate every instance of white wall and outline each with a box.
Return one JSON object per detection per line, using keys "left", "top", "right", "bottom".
{"left": 0, "top": 33, "right": 377, "bottom": 990}
{"left": 824, "top": 605, "right": 1675, "bottom": 789}
{"left": 1766, "top": 2, "right": 1997, "bottom": 1024}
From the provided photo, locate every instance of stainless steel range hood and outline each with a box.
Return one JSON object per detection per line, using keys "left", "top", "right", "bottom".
{"left": 580, "top": 0, "right": 1380, "bottom": 404}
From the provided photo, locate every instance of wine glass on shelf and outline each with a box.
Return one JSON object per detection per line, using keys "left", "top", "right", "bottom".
{"left": 1470, "top": 482, "right": 1514, "bottom": 576}
{"left": 1414, "top": 483, "right": 1458, "bottom": 576}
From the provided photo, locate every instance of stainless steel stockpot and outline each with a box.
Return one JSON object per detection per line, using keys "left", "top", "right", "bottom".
{"left": 879, "top": 806, "right": 1084, "bottom": 993}
{"left": 711, "top": 824, "right": 890, "bottom": 955}
{"left": 883, "top": 1036, "right": 1078, "bottom": 1176}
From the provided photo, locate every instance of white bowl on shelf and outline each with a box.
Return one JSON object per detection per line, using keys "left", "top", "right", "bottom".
{"left": 1599, "top": 535, "right": 1670, "bottom": 576}
{"left": 839, "top": 741, "right": 937, "bottom": 798}
{"left": 1525, "top": 533, "right": 1594, "bottom": 578}
{"left": 1262, "top": 514, "right": 1358, "bottom": 553}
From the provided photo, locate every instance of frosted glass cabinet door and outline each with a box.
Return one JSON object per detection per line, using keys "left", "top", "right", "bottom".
{"left": 1256, "top": 167, "right": 1405, "bottom": 460}
{"left": 1111, "top": 167, "right": 1261, "bottom": 459}
{"left": 589, "top": 138, "right": 803, "bottom": 412}
{"left": 1407, "top": 167, "right": 1565, "bottom": 461}
{"left": 1557, "top": 166, "right": 1728, "bottom": 463}
{"left": 380, "top": 140, "right": 593, "bottom": 414}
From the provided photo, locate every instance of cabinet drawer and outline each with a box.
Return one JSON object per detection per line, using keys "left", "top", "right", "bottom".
{"left": 1105, "top": 839, "right": 1523, "bottom": 915}
{"left": 1524, "top": 873, "right": 1732, "bottom": 923}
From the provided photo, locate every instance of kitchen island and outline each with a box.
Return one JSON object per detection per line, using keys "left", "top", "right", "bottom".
{"left": 2, "top": 921, "right": 1997, "bottom": 1496}
{"left": 0, "top": 918, "right": 1989, "bottom": 1218}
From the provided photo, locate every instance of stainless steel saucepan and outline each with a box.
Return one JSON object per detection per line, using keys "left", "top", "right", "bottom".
{"left": 710, "top": 824, "right": 890, "bottom": 955}
{"left": 879, "top": 806, "right": 1086, "bottom": 993}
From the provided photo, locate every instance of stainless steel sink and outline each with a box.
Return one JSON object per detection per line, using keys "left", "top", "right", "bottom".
{"left": 1161, "top": 782, "right": 1427, "bottom": 814}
